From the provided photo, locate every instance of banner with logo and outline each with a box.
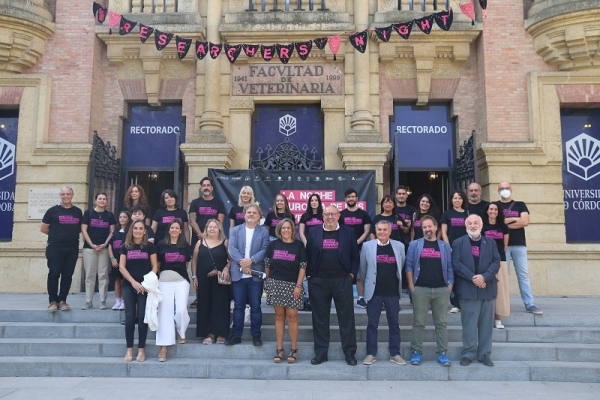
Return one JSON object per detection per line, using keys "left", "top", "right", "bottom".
{"left": 209, "top": 169, "right": 376, "bottom": 234}
{"left": 392, "top": 104, "right": 455, "bottom": 169}
{"left": 123, "top": 104, "right": 185, "bottom": 169}
{"left": 561, "top": 110, "right": 600, "bottom": 243}
{"left": 0, "top": 112, "right": 18, "bottom": 242}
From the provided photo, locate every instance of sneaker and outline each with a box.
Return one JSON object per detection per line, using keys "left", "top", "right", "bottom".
{"left": 47, "top": 302, "right": 58, "bottom": 312}
{"left": 437, "top": 353, "right": 451, "bottom": 366}
{"left": 118, "top": 299, "right": 125, "bottom": 310}
{"left": 58, "top": 301, "right": 70, "bottom": 311}
{"left": 81, "top": 302, "right": 93, "bottom": 310}
{"left": 389, "top": 355, "right": 407, "bottom": 365}
{"left": 494, "top": 319, "right": 505, "bottom": 329}
{"left": 449, "top": 307, "right": 460, "bottom": 314}
{"left": 100, "top": 302, "right": 108, "bottom": 310}
{"left": 410, "top": 351, "right": 421, "bottom": 365}
{"left": 112, "top": 299, "right": 121, "bottom": 310}
{"left": 363, "top": 355, "right": 377, "bottom": 365}
{"left": 356, "top": 298, "right": 367, "bottom": 309}
{"left": 526, "top": 305, "right": 543, "bottom": 315}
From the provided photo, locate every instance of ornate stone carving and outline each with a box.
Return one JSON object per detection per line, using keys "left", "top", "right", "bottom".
{"left": 229, "top": 97, "right": 255, "bottom": 110}
{"left": 321, "top": 97, "right": 345, "bottom": 110}
{"left": 386, "top": 62, "right": 417, "bottom": 79}
{"left": 118, "top": 61, "right": 145, "bottom": 80}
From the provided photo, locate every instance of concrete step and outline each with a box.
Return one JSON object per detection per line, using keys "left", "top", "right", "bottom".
{"left": 2, "top": 322, "right": 600, "bottom": 344}
{"left": 1, "top": 338, "right": 599, "bottom": 363}
{"left": 1, "top": 357, "right": 599, "bottom": 382}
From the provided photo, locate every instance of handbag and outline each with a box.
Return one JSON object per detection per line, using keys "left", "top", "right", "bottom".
{"left": 217, "top": 270, "right": 231, "bottom": 285}
{"left": 204, "top": 239, "right": 231, "bottom": 285}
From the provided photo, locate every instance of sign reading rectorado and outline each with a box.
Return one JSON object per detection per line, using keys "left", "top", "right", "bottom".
{"left": 232, "top": 64, "right": 343, "bottom": 96}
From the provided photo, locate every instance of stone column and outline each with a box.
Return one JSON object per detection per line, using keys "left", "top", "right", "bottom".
{"left": 228, "top": 97, "right": 255, "bottom": 169}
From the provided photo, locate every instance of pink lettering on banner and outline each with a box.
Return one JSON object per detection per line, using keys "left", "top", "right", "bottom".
{"left": 503, "top": 210, "right": 519, "bottom": 218}
{"left": 245, "top": 46, "right": 257, "bottom": 57}
{"left": 353, "top": 36, "right": 365, "bottom": 46}
{"left": 199, "top": 207, "right": 218, "bottom": 216}
{"left": 376, "top": 254, "right": 396, "bottom": 264}
{"left": 59, "top": 215, "right": 80, "bottom": 225}
{"left": 413, "top": 220, "right": 421, "bottom": 228}
{"left": 177, "top": 41, "right": 187, "bottom": 54}
{"left": 322, "top": 239, "right": 339, "bottom": 250}
{"left": 112, "top": 240, "right": 122, "bottom": 250}
{"left": 298, "top": 44, "right": 309, "bottom": 56}
{"left": 420, "top": 19, "right": 431, "bottom": 30}
{"left": 273, "top": 250, "right": 296, "bottom": 262}
{"left": 127, "top": 250, "right": 149, "bottom": 260}
{"left": 279, "top": 47, "right": 290, "bottom": 58}
{"left": 471, "top": 246, "right": 480, "bottom": 257}
{"left": 421, "top": 248, "right": 441, "bottom": 259}
{"left": 162, "top": 216, "right": 175, "bottom": 224}
{"left": 450, "top": 217, "right": 465, "bottom": 227}
{"left": 440, "top": 15, "right": 449, "bottom": 25}
{"left": 158, "top": 34, "right": 168, "bottom": 47}
{"left": 281, "top": 190, "right": 335, "bottom": 201}
{"left": 484, "top": 230, "right": 503, "bottom": 240}
{"left": 90, "top": 219, "right": 109, "bottom": 228}
{"left": 165, "top": 252, "right": 185, "bottom": 263}
{"left": 343, "top": 217, "right": 363, "bottom": 226}
{"left": 306, "top": 218, "right": 323, "bottom": 226}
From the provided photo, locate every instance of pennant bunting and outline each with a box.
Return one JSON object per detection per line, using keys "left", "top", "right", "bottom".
{"left": 224, "top": 44, "right": 242, "bottom": 64}
{"left": 479, "top": 0, "right": 488, "bottom": 18}
{"left": 276, "top": 44, "right": 294, "bottom": 64}
{"left": 176, "top": 36, "right": 193, "bottom": 59}
{"left": 434, "top": 9, "right": 454, "bottom": 31}
{"left": 154, "top": 30, "right": 173, "bottom": 51}
{"left": 349, "top": 31, "right": 367, "bottom": 54}
{"left": 243, "top": 44, "right": 259, "bottom": 58}
{"left": 460, "top": 1, "right": 475, "bottom": 25}
{"left": 93, "top": 2, "right": 107, "bottom": 24}
{"left": 119, "top": 17, "right": 137, "bottom": 36}
{"left": 261, "top": 45, "right": 275, "bottom": 62}
{"left": 209, "top": 43, "right": 222, "bottom": 59}
{"left": 139, "top": 24, "right": 154, "bottom": 43}
{"left": 295, "top": 41, "right": 313, "bottom": 60}
{"left": 196, "top": 41, "right": 209, "bottom": 60}
{"left": 328, "top": 35, "right": 341, "bottom": 61}
{"left": 415, "top": 15, "right": 435, "bottom": 34}
{"left": 375, "top": 26, "right": 393, "bottom": 42}
{"left": 108, "top": 11, "right": 121, "bottom": 35}
{"left": 393, "top": 21, "right": 413, "bottom": 40}
{"left": 313, "top": 37, "right": 328, "bottom": 50}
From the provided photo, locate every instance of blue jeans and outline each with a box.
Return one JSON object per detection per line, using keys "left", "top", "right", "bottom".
{"left": 505, "top": 245, "right": 534, "bottom": 308}
{"left": 231, "top": 278, "right": 263, "bottom": 338}
{"left": 366, "top": 295, "right": 400, "bottom": 357}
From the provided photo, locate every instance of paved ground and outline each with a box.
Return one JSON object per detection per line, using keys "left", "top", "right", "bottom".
{"left": 0, "top": 378, "right": 599, "bottom": 399}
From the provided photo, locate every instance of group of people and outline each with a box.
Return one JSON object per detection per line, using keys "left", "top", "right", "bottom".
{"left": 40, "top": 178, "right": 541, "bottom": 367}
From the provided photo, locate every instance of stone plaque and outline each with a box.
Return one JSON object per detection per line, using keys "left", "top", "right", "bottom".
{"left": 232, "top": 64, "right": 343, "bottom": 96}
{"left": 28, "top": 188, "right": 60, "bottom": 219}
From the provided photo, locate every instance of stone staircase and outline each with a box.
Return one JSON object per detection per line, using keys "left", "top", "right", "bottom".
{"left": 0, "top": 296, "right": 599, "bottom": 381}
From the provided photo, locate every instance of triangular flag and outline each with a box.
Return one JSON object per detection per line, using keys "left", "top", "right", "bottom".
{"left": 349, "top": 31, "right": 368, "bottom": 53}
{"left": 261, "top": 45, "right": 275, "bottom": 62}
{"left": 313, "top": 37, "right": 328, "bottom": 50}
{"left": 176, "top": 36, "right": 192, "bottom": 59}
{"left": 119, "top": 17, "right": 137, "bottom": 36}
{"left": 415, "top": 15, "right": 435, "bottom": 34}
{"left": 479, "top": 0, "right": 488, "bottom": 18}
{"left": 434, "top": 9, "right": 454, "bottom": 31}
{"left": 224, "top": 44, "right": 242, "bottom": 64}
{"left": 209, "top": 43, "right": 222, "bottom": 59}
{"left": 393, "top": 21, "right": 413, "bottom": 40}
{"left": 154, "top": 30, "right": 173, "bottom": 51}
{"left": 139, "top": 24, "right": 154, "bottom": 43}
{"left": 328, "top": 35, "right": 341, "bottom": 60}
{"left": 375, "top": 26, "right": 393, "bottom": 42}
{"left": 460, "top": 1, "right": 475, "bottom": 25}
{"left": 196, "top": 41, "right": 209, "bottom": 60}
{"left": 93, "top": 2, "right": 107, "bottom": 24}
{"left": 295, "top": 41, "right": 313, "bottom": 61}
{"left": 277, "top": 43, "right": 294, "bottom": 64}
{"left": 243, "top": 44, "right": 259, "bottom": 57}
{"left": 108, "top": 11, "right": 121, "bottom": 35}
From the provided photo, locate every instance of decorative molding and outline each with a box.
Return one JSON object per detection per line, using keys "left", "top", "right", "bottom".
{"left": 229, "top": 97, "right": 255, "bottom": 110}
{"left": 0, "top": 12, "right": 54, "bottom": 73}
{"left": 321, "top": 96, "right": 345, "bottom": 110}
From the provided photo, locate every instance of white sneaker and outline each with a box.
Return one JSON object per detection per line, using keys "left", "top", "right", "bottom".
{"left": 494, "top": 319, "right": 505, "bottom": 329}
{"left": 244, "top": 305, "right": 251, "bottom": 325}
{"left": 450, "top": 307, "right": 460, "bottom": 314}
{"left": 112, "top": 300, "right": 120, "bottom": 310}
{"left": 118, "top": 299, "right": 125, "bottom": 310}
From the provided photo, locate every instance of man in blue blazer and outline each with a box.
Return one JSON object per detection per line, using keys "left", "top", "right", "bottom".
{"left": 306, "top": 205, "right": 360, "bottom": 365}
{"left": 358, "top": 220, "right": 406, "bottom": 365}
{"left": 405, "top": 215, "right": 454, "bottom": 367}
{"left": 227, "top": 204, "right": 270, "bottom": 346}
{"left": 453, "top": 214, "right": 500, "bottom": 367}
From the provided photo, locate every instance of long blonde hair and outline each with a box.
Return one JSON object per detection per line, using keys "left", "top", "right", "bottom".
{"left": 238, "top": 186, "right": 256, "bottom": 207}
{"left": 124, "top": 220, "right": 148, "bottom": 249}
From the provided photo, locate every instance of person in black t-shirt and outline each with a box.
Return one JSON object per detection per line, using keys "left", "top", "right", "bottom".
{"left": 370, "top": 195, "right": 401, "bottom": 242}
{"left": 467, "top": 183, "right": 489, "bottom": 218}
{"left": 411, "top": 194, "right": 440, "bottom": 241}
{"left": 264, "top": 193, "right": 294, "bottom": 240}
{"left": 108, "top": 211, "right": 132, "bottom": 310}
{"left": 123, "top": 184, "right": 152, "bottom": 226}
{"left": 130, "top": 206, "right": 155, "bottom": 243}
{"left": 395, "top": 186, "right": 417, "bottom": 252}
{"left": 299, "top": 193, "right": 324, "bottom": 246}
{"left": 229, "top": 185, "right": 256, "bottom": 232}
{"left": 81, "top": 192, "right": 116, "bottom": 310}
{"left": 151, "top": 189, "right": 189, "bottom": 244}
{"left": 41, "top": 186, "right": 83, "bottom": 312}
{"left": 189, "top": 177, "right": 225, "bottom": 246}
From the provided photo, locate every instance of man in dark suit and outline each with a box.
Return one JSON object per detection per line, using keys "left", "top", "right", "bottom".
{"left": 452, "top": 214, "right": 500, "bottom": 367}
{"left": 306, "top": 205, "right": 360, "bottom": 366}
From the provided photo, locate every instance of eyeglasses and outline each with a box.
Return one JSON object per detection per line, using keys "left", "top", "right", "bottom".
{"left": 324, "top": 213, "right": 339, "bottom": 217}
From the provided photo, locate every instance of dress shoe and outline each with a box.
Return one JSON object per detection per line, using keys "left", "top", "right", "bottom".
{"left": 58, "top": 301, "right": 70, "bottom": 311}
{"left": 225, "top": 336, "right": 242, "bottom": 346}
{"left": 310, "top": 354, "right": 328, "bottom": 365}
{"left": 479, "top": 355, "right": 494, "bottom": 367}
{"left": 460, "top": 357, "right": 472, "bottom": 366}
{"left": 252, "top": 336, "right": 263, "bottom": 346}
{"left": 345, "top": 352, "right": 357, "bottom": 366}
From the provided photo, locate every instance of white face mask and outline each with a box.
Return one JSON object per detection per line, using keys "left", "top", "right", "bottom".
{"left": 500, "top": 189, "right": 511, "bottom": 199}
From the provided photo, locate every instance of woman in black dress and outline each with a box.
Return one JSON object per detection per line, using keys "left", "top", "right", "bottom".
{"left": 192, "top": 218, "right": 231, "bottom": 345}
{"left": 264, "top": 193, "right": 294, "bottom": 241}
{"left": 119, "top": 220, "right": 158, "bottom": 363}
{"left": 265, "top": 219, "right": 307, "bottom": 363}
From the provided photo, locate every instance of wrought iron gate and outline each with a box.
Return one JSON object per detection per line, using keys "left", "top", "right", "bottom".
{"left": 88, "top": 131, "right": 121, "bottom": 212}
{"left": 454, "top": 130, "right": 476, "bottom": 190}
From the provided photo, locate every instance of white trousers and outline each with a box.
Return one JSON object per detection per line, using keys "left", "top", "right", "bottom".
{"left": 82, "top": 248, "right": 110, "bottom": 303}
{"left": 156, "top": 279, "right": 191, "bottom": 346}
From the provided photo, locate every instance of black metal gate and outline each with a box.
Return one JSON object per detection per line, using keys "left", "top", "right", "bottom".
{"left": 454, "top": 130, "right": 476, "bottom": 190}
{"left": 88, "top": 131, "right": 121, "bottom": 212}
